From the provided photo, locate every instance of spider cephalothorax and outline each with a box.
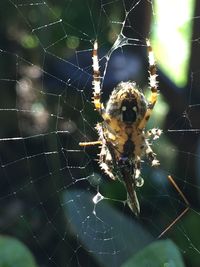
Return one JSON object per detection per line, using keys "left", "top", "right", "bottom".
{"left": 106, "top": 81, "right": 147, "bottom": 124}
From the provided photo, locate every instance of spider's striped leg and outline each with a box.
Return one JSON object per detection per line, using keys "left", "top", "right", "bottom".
{"left": 92, "top": 40, "right": 105, "bottom": 116}
{"left": 79, "top": 140, "right": 102, "bottom": 147}
{"left": 99, "top": 142, "right": 117, "bottom": 180}
{"left": 138, "top": 39, "right": 158, "bottom": 131}
{"left": 145, "top": 140, "right": 160, "bottom": 166}
{"left": 79, "top": 125, "right": 103, "bottom": 147}
{"left": 125, "top": 176, "right": 140, "bottom": 216}
{"left": 119, "top": 159, "right": 140, "bottom": 215}
{"left": 146, "top": 128, "right": 162, "bottom": 140}
{"left": 79, "top": 43, "right": 106, "bottom": 147}
{"left": 135, "top": 158, "right": 144, "bottom": 187}
{"left": 146, "top": 38, "right": 158, "bottom": 109}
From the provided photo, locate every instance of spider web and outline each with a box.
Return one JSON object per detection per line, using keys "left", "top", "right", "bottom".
{"left": 1, "top": 0, "right": 200, "bottom": 266}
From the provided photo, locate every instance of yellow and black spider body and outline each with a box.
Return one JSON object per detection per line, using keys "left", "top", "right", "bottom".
{"left": 102, "top": 81, "right": 147, "bottom": 159}
{"left": 80, "top": 40, "right": 161, "bottom": 215}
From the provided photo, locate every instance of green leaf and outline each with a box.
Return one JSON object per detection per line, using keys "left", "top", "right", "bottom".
{"left": 121, "top": 239, "right": 185, "bottom": 267}
{"left": 0, "top": 235, "right": 38, "bottom": 267}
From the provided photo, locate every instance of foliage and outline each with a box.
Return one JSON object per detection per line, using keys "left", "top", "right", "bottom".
{"left": 121, "top": 240, "right": 185, "bottom": 267}
{"left": 0, "top": 235, "right": 38, "bottom": 267}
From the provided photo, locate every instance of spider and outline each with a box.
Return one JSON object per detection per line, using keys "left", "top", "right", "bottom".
{"left": 80, "top": 40, "right": 189, "bottom": 237}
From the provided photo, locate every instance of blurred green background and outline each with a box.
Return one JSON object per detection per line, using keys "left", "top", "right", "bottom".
{"left": 0, "top": 0, "right": 200, "bottom": 266}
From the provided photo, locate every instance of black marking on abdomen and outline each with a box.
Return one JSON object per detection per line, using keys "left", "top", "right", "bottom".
{"left": 122, "top": 138, "right": 135, "bottom": 158}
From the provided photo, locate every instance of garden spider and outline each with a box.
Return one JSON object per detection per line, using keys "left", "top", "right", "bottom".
{"left": 80, "top": 39, "right": 189, "bottom": 237}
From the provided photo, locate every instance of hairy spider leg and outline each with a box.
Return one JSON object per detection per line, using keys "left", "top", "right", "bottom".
{"left": 145, "top": 140, "right": 160, "bottom": 166}
{"left": 146, "top": 128, "right": 162, "bottom": 140}
{"left": 92, "top": 40, "right": 106, "bottom": 116}
{"left": 79, "top": 41, "right": 106, "bottom": 147}
{"left": 138, "top": 39, "right": 158, "bottom": 131}
{"left": 123, "top": 172, "right": 140, "bottom": 216}
{"left": 79, "top": 140, "right": 102, "bottom": 147}
{"left": 158, "top": 175, "right": 190, "bottom": 238}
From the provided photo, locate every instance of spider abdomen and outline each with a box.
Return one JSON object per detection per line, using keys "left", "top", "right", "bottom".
{"left": 103, "top": 119, "right": 145, "bottom": 161}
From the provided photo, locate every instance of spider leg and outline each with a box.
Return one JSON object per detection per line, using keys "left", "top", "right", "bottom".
{"left": 138, "top": 39, "right": 158, "bottom": 131}
{"left": 79, "top": 121, "right": 105, "bottom": 148}
{"left": 158, "top": 175, "right": 190, "bottom": 238}
{"left": 92, "top": 40, "right": 106, "bottom": 117}
{"left": 135, "top": 157, "right": 144, "bottom": 187}
{"left": 145, "top": 140, "right": 160, "bottom": 166}
{"left": 79, "top": 140, "right": 102, "bottom": 147}
{"left": 124, "top": 174, "right": 140, "bottom": 216}
{"left": 146, "top": 128, "right": 162, "bottom": 140}
{"left": 99, "top": 142, "right": 116, "bottom": 180}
